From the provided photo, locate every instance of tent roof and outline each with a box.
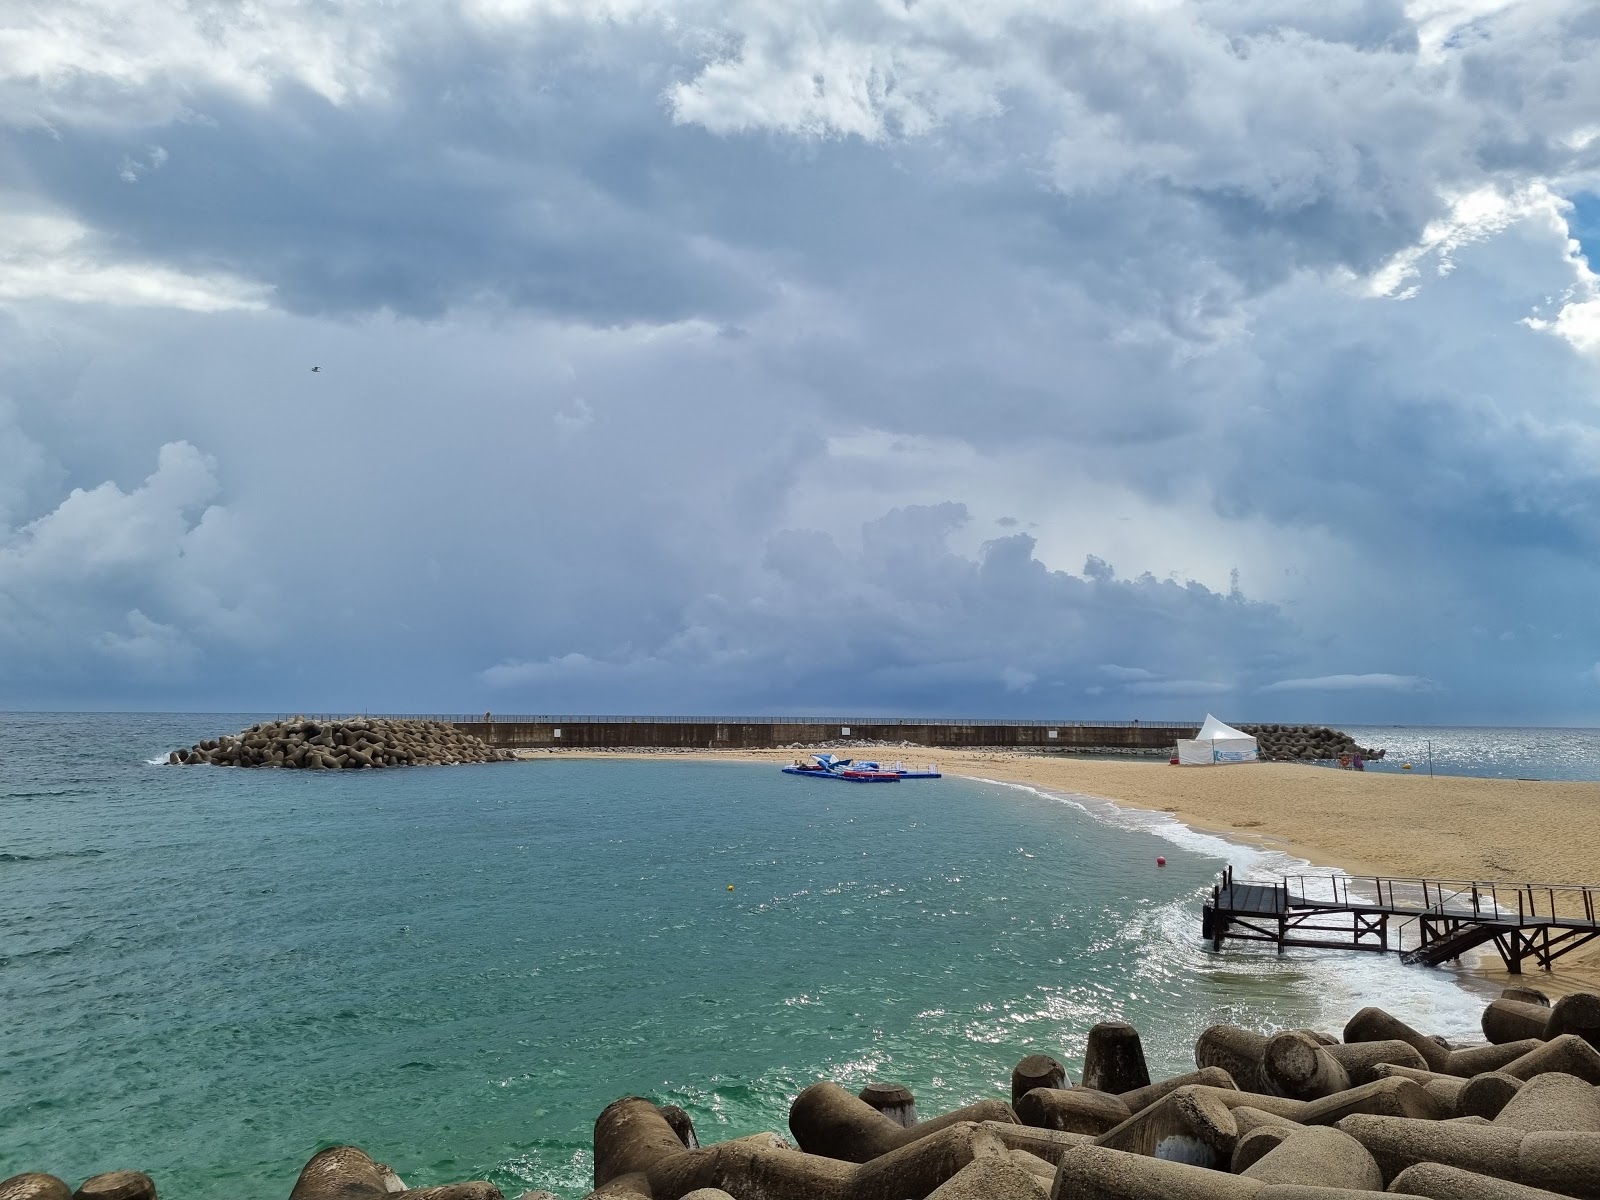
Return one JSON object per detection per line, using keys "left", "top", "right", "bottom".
{"left": 1196, "top": 713, "right": 1253, "bottom": 742}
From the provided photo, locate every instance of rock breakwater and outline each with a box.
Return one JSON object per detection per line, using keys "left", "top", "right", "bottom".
{"left": 11, "top": 986, "right": 1597, "bottom": 1199}
{"left": 167, "top": 718, "right": 514, "bottom": 769}
{"left": 1236, "top": 723, "right": 1386, "bottom": 763}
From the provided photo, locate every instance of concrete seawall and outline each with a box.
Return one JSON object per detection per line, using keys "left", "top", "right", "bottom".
{"left": 427, "top": 718, "right": 1200, "bottom": 751}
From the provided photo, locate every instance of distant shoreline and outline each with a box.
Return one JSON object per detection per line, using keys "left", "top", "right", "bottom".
{"left": 521, "top": 745, "right": 1600, "bottom": 993}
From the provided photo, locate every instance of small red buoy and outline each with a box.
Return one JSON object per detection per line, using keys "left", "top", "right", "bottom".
{"left": 1156, "top": 856, "right": 1167, "bottom": 867}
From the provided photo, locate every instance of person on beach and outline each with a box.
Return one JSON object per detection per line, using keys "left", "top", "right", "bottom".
{"left": 1353, "top": 751, "right": 1365, "bottom": 771}
{"left": 1339, "top": 751, "right": 1351, "bottom": 769}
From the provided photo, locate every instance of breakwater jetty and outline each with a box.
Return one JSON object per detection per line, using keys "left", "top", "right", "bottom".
{"left": 168, "top": 717, "right": 514, "bottom": 768}
{"left": 9, "top": 987, "right": 1599, "bottom": 1199}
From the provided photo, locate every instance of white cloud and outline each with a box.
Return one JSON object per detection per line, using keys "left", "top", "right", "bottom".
{"left": 0, "top": 0, "right": 397, "bottom": 127}
{"left": 1260, "top": 674, "right": 1439, "bottom": 693}
{"left": 0, "top": 202, "right": 270, "bottom": 312}
{"left": 1099, "top": 664, "right": 1158, "bottom": 682}
{"left": 1124, "top": 679, "right": 1234, "bottom": 697}
{"left": 0, "top": 441, "right": 266, "bottom": 688}
{"left": 1000, "top": 666, "right": 1036, "bottom": 692}
{"left": 118, "top": 144, "right": 168, "bottom": 183}
{"left": 94, "top": 608, "right": 199, "bottom": 673}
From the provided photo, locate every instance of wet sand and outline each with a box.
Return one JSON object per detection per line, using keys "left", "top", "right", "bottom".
{"left": 520, "top": 746, "right": 1600, "bottom": 991}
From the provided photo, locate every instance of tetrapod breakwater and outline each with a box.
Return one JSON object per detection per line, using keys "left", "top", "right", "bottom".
{"left": 9, "top": 987, "right": 1598, "bottom": 1200}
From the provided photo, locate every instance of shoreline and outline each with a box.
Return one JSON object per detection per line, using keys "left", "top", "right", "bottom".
{"left": 518, "top": 745, "right": 1600, "bottom": 992}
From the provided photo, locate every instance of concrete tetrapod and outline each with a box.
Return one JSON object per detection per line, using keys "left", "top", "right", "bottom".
{"left": 1015, "top": 1089, "right": 1131, "bottom": 1136}
{"left": 1082, "top": 1023, "right": 1152, "bottom": 1096}
{"left": 1196, "top": 1027, "right": 1277, "bottom": 1095}
{"left": 1048, "top": 1146, "right": 1415, "bottom": 1200}
{"left": 1491, "top": 1072, "right": 1600, "bottom": 1132}
{"left": 1264, "top": 1033, "right": 1353, "bottom": 1101}
{"left": 1237, "top": 1127, "right": 1383, "bottom": 1190}
{"left": 660, "top": 1106, "right": 700, "bottom": 1149}
{"left": 1500, "top": 1035, "right": 1600, "bottom": 1084}
{"left": 1093, "top": 1086, "right": 1302, "bottom": 1167}
{"left": 858, "top": 1084, "right": 918, "bottom": 1130}
{"left": 1501, "top": 988, "right": 1552, "bottom": 1008}
{"left": 1013, "top": 1056, "right": 1070, "bottom": 1109}
{"left": 1368, "top": 1065, "right": 1467, "bottom": 1114}
{"left": 1293, "top": 1079, "right": 1447, "bottom": 1126}
{"left": 596, "top": 1097, "right": 1015, "bottom": 1200}
{"left": 1006, "top": 1150, "right": 1060, "bottom": 1184}
{"left": 288, "top": 1148, "right": 503, "bottom": 1200}
{"left": 922, "top": 1156, "right": 1048, "bottom": 1200}
{"left": 1483, "top": 1000, "right": 1556, "bottom": 1045}
{"left": 1050, "top": 1143, "right": 1263, "bottom": 1200}
{"left": 1389, "top": 1162, "right": 1576, "bottom": 1200}
{"left": 1459, "top": 1072, "right": 1526, "bottom": 1120}
{"left": 71, "top": 1175, "right": 156, "bottom": 1200}
{"left": 1343, "top": 1010, "right": 1452, "bottom": 1074}
{"left": 1117, "top": 1067, "right": 1239, "bottom": 1114}
{"left": 1336, "top": 1115, "right": 1600, "bottom": 1196}
{"left": 1321, "top": 1041, "right": 1429, "bottom": 1086}
{"left": 978, "top": 1121, "right": 1092, "bottom": 1167}
{"left": 788, "top": 1081, "right": 1017, "bottom": 1162}
{"left": 1442, "top": 1041, "right": 1547, "bottom": 1078}
{"left": 1546, "top": 993, "right": 1600, "bottom": 1051}
{"left": 1232, "top": 1126, "right": 1298, "bottom": 1174}
{"left": 0, "top": 1178, "right": 73, "bottom": 1200}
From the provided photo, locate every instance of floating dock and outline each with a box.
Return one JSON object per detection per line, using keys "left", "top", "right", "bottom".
{"left": 1204, "top": 866, "right": 1600, "bottom": 974}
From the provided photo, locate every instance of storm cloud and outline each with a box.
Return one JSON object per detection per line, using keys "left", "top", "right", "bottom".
{"left": 3, "top": 1, "right": 1599, "bottom": 722}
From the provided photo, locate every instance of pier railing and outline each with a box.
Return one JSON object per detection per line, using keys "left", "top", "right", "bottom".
{"left": 1281, "top": 873, "right": 1600, "bottom": 926}
{"left": 1210, "top": 867, "right": 1600, "bottom": 971}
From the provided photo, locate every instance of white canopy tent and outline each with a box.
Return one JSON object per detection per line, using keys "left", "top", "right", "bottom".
{"left": 1176, "top": 714, "right": 1259, "bottom": 766}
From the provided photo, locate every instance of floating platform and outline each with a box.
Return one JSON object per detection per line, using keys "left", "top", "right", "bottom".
{"left": 781, "top": 766, "right": 900, "bottom": 782}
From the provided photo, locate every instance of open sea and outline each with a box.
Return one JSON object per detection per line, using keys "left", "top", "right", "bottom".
{"left": 4, "top": 715, "right": 1593, "bottom": 1198}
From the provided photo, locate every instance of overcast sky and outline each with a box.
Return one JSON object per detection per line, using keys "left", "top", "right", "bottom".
{"left": 3, "top": 0, "right": 1600, "bottom": 723}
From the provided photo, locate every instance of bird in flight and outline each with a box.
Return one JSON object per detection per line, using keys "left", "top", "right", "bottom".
{"left": 311, "top": 366, "right": 321, "bottom": 373}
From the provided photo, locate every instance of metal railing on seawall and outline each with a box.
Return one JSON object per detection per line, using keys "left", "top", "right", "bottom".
{"left": 277, "top": 713, "right": 1201, "bottom": 729}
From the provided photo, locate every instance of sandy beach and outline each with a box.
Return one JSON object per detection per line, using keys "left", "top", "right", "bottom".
{"left": 523, "top": 746, "right": 1600, "bottom": 992}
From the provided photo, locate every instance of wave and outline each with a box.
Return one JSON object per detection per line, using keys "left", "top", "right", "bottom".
{"left": 0, "top": 847, "right": 108, "bottom": 864}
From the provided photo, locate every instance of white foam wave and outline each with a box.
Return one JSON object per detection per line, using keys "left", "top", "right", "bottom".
{"left": 965, "top": 774, "right": 1496, "bottom": 1042}
{"left": 968, "top": 775, "right": 1307, "bottom": 876}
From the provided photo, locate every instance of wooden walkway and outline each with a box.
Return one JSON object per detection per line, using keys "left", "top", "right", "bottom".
{"left": 1203, "top": 866, "right": 1600, "bottom": 973}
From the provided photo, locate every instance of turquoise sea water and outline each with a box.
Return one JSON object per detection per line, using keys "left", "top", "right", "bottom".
{"left": 1, "top": 714, "right": 1502, "bottom": 1199}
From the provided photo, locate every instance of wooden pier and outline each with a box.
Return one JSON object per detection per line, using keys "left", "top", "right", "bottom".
{"left": 1203, "top": 866, "right": 1600, "bottom": 974}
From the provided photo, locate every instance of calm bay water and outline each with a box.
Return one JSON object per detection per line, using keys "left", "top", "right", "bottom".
{"left": 0, "top": 714, "right": 1514, "bottom": 1198}
{"left": 1343, "top": 725, "right": 1600, "bottom": 781}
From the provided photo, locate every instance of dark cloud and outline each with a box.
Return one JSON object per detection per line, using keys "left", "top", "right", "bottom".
{"left": 3, "top": 2, "right": 1600, "bottom": 723}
